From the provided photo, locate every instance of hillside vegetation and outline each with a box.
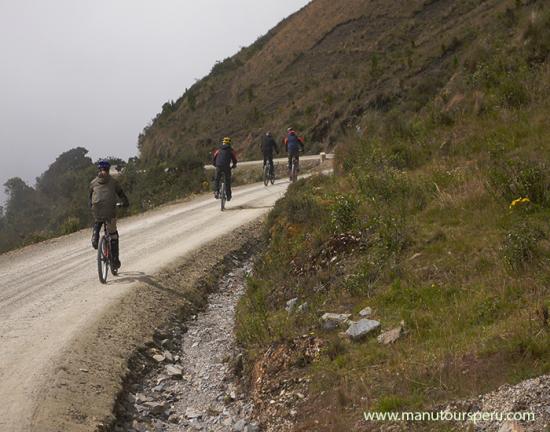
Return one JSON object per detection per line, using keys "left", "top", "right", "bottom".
{"left": 138, "top": 0, "right": 532, "bottom": 163}
{"left": 0, "top": 149, "right": 204, "bottom": 253}
{"left": 234, "top": 0, "right": 550, "bottom": 430}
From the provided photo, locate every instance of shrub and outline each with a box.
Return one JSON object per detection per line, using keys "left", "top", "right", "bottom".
{"left": 502, "top": 221, "right": 545, "bottom": 270}
{"left": 330, "top": 194, "right": 360, "bottom": 233}
{"left": 488, "top": 159, "right": 549, "bottom": 206}
{"left": 59, "top": 216, "right": 80, "bottom": 235}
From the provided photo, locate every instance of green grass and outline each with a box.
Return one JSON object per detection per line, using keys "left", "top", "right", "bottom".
{"left": 234, "top": 4, "right": 550, "bottom": 431}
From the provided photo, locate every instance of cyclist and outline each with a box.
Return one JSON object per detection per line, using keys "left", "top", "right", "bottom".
{"left": 212, "top": 137, "right": 238, "bottom": 201}
{"left": 284, "top": 127, "right": 304, "bottom": 180}
{"left": 89, "top": 160, "right": 129, "bottom": 269}
{"left": 260, "top": 132, "right": 279, "bottom": 178}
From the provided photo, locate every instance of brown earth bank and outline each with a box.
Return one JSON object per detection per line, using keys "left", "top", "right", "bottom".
{"left": 30, "top": 220, "right": 264, "bottom": 432}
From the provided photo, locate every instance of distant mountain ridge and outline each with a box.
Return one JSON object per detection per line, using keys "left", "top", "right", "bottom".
{"left": 137, "top": 0, "right": 512, "bottom": 163}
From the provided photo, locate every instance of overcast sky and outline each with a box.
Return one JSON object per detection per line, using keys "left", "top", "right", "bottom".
{"left": 0, "top": 0, "right": 309, "bottom": 204}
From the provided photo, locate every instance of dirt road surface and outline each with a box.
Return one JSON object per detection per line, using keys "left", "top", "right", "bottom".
{"left": 0, "top": 179, "right": 290, "bottom": 432}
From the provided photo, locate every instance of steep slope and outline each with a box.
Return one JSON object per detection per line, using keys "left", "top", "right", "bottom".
{"left": 138, "top": 0, "right": 514, "bottom": 163}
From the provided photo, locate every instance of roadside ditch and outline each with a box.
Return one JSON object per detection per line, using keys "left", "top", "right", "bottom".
{"left": 109, "top": 256, "right": 259, "bottom": 432}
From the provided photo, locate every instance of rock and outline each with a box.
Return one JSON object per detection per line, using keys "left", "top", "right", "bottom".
{"left": 163, "top": 351, "right": 174, "bottom": 362}
{"left": 185, "top": 407, "right": 202, "bottom": 419}
{"left": 144, "top": 401, "right": 167, "bottom": 415}
{"left": 297, "top": 302, "right": 308, "bottom": 312}
{"left": 168, "top": 413, "right": 180, "bottom": 424}
{"left": 153, "top": 354, "right": 165, "bottom": 363}
{"left": 152, "top": 383, "right": 165, "bottom": 392}
{"left": 233, "top": 419, "right": 247, "bottom": 431}
{"left": 285, "top": 298, "right": 299, "bottom": 313}
{"left": 245, "top": 423, "right": 260, "bottom": 432}
{"left": 231, "top": 353, "right": 244, "bottom": 377}
{"left": 345, "top": 319, "right": 380, "bottom": 340}
{"left": 165, "top": 364, "right": 183, "bottom": 378}
{"left": 498, "top": 421, "right": 526, "bottom": 432}
{"left": 135, "top": 393, "right": 152, "bottom": 403}
{"left": 377, "top": 325, "right": 403, "bottom": 345}
{"left": 320, "top": 313, "right": 351, "bottom": 330}
{"left": 190, "top": 418, "right": 204, "bottom": 430}
{"left": 359, "top": 307, "right": 372, "bottom": 317}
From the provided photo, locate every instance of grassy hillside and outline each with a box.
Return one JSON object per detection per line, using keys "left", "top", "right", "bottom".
{"left": 138, "top": 0, "right": 528, "bottom": 164}
{"left": 235, "top": 1, "right": 550, "bottom": 430}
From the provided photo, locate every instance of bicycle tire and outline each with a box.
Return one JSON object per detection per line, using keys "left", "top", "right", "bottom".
{"left": 220, "top": 173, "right": 226, "bottom": 211}
{"left": 98, "top": 236, "right": 109, "bottom": 284}
{"left": 291, "top": 158, "right": 298, "bottom": 183}
{"left": 263, "top": 164, "right": 269, "bottom": 186}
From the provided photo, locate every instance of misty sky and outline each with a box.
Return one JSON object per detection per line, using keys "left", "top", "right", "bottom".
{"left": 0, "top": 0, "right": 309, "bottom": 204}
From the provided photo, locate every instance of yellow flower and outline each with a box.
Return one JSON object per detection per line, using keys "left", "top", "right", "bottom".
{"left": 509, "top": 197, "right": 530, "bottom": 209}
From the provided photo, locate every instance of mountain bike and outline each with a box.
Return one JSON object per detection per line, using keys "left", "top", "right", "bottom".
{"left": 290, "top": 155, "right": 300, "bottom": 183}
{"left": 97, "top": 222, "right": 118, "bottom": 284}
{"left": 263, "top": 162, "right": 276, "bottom": 186}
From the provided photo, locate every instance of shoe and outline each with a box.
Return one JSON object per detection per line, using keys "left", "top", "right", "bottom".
{"left": 227, "top": 196, "right": 232, "bottom": 202}
{"left": 214, "top": 191, "right": 219, "bottom": 199}
{"left": 91, "top": 223, "right": 101, "bottom": 249}
{"left": 110, "top": 237, "right": 121, "bottom": 269}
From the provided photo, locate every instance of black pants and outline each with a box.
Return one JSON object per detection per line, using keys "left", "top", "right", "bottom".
{"left": 214, "top": 167, "right": 232, "bottom": 199}
{"left": 288, "top": 154, "right": 300, "bottom": 171}
{"left": 263, "top": 154, "right": 274, "bottom": 175}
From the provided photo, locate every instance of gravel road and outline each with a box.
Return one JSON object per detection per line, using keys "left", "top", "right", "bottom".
{"left": 0, "top": 179, "right": 289, "bottom": 432}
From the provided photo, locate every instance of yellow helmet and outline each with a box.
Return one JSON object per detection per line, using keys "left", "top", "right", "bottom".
{"left": 222, "top": 137, "right": 232, "bottom": 145}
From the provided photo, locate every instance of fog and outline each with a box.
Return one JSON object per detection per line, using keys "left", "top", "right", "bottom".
{"left": 0, "top": 0, "right": 309, "bottom": 205}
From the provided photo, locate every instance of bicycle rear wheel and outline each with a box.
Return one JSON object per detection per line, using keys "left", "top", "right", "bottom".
{"left": 220, "top": 174, "right": 226, "bottom": 211}
{"left": 97, "top": 236, "right": 109, "bottom": 284}
{"left": 270, "top": 166, "right": 275, "bottom": 185}
{"left": 291, "top": 158, "right": 298, "bottom": 182}
{"left": 263, "top": 164, "right": 269, "bottom": 186}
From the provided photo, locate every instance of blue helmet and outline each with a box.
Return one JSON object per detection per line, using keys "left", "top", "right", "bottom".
{"left": 97, "top": 159, "right": 111, "bottom": 170}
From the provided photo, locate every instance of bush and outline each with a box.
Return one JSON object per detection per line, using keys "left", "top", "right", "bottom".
{"left": 503, "top": 221, "right": 545, "bottom": 270}
{"left": 488, "top": 159, "right": 549, "bottom": 206}
{"left": 59, "top": 216, "right": 80, "bottom": 235}
{"left": 330, "top": 194, "right": 360, "bottom": 233}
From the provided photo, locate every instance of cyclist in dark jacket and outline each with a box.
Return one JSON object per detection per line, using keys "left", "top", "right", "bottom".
{"left": 284, "top": 128, "right": 305, "bottom": 177}
{"left": 212, "top": 137, "right": 238, "bottom": 201}
{"left": 261, "top": 132, "right": 279, "bottom": 177}
{"left": 89, "top": 160, "right": 129, "bottom": 269}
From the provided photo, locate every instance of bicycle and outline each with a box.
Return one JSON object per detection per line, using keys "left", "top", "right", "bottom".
{"left": 263, "top": 162, "right": 276, "bottom": 186}
{"left": 290, "top": 155, "right": 299, "bottom": 183}
{"left": 97, "top": 223, "right": 117, "bottom": 283}
{"left": 97, "top": 203, "right": 124, "bottom": 284}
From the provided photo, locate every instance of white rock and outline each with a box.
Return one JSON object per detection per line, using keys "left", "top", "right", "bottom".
{"left": 163, "top": 351, "right": 174, "bottom": 362}
{"left": 320, "top": 313, "right": 351, "bottom": 330}
{"left": 346, "top": 319, "right": 380, "bottom": 340}
{"left": 377, "top": 325, "right": 403, "bottom": 345}
{"left": 359, "top": 307, "right": 372, "bottom": 317}
{"left": 285, "top": 298, "right": 299, "bottom": 313}
{"left": 165, "top": 364, "right": 183, "bottom": 378}
{"left": 233, "top": 419, "right": 247, "bottom": 431}
{"left": 153, "top": 354, "right": 165, "bottom": 362}
{"left": 185, "top": 407, "right": 202, "bottom": 419}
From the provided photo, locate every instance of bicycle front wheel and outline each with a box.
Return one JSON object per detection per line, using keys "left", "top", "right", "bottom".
{"left": 97, "top": 236, "right": 109, "bottom": 284}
